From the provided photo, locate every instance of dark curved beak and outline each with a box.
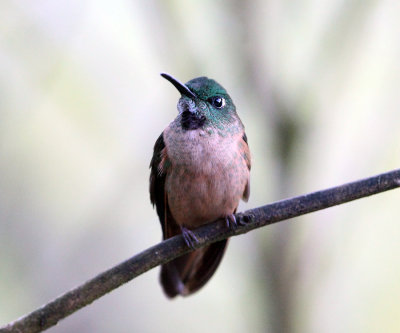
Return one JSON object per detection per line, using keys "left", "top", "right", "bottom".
{"left": 161, "top": 73, "right": 196, "bottom": 99}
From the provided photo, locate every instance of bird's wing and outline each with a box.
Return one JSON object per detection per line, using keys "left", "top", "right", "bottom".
{"left": 149, "top": 133, "right": 179, "bottom": 238}
{"left": 241, "top": 132, "right": 251, "bottom": 201}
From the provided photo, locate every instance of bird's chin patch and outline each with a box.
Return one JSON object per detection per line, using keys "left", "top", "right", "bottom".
{"left": 180, "top": 111, "right": 206, "bottom": 130}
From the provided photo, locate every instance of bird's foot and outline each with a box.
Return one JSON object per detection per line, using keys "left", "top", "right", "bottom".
{"left": 225, "top": 214, "right": 237, "bottom": 230}
{"left": 181, "top": 227, "right": 199, "bottom": 250}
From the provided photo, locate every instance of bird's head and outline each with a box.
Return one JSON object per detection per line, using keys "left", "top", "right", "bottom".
{"left": 161, "top": 73, "right": 239, "bottom": 132}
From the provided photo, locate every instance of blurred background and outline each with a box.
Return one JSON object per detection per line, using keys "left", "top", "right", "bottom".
{"left": 1, "top": 1, "right": 400, "bottom": 332}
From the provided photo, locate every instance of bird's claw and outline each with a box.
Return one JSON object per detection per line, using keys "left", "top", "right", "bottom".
{"left": 181, "top": 227, "right": 199, "bottom": 250}
{"left": 225, "top": 214, "right": 237, "bottom": 230}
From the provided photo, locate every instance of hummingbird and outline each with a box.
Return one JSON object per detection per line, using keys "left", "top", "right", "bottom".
{"left": 150, "top": 73, "right": 251, "bottom": 298}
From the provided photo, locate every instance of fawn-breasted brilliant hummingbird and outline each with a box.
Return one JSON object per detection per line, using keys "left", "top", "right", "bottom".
{"left": 150, "top": 73, "right": 251, "bottom": 297}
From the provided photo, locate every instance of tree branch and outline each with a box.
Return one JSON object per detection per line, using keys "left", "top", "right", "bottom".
{"left": 2, "top": 169, "right": 400, "bottom": 333}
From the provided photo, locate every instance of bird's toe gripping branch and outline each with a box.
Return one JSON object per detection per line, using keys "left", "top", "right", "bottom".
{"left": 225, "top": 214, "right": 238, "bottom": 229}
{"left": 226, "top": 213, "right": 256, "bottom": 229}
{"left": 180, "top": 227, "right": 199, "bottom": 250}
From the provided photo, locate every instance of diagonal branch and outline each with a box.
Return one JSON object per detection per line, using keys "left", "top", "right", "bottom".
{"left": 1, "top": 169, "right": 400, "bottom": 333}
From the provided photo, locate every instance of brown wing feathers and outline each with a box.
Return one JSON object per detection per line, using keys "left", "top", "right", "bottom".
{"left": 241, "top": 133, "right": 251, "bottom": 201}
{"left": 149, "top": 133, "right": 167, "bottom": 233}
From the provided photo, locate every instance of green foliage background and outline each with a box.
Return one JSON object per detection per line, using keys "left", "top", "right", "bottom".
{"left": 1, "top": 1, "right": 400, "bottom": 332}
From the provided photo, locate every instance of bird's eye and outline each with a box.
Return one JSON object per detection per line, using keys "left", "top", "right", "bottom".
{"left": 209, "top": 96, "right": 225, "bottom": 109}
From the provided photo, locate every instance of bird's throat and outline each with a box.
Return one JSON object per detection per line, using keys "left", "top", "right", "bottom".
{"left": 180, "top": 111, "right": 206, "bottom": 130}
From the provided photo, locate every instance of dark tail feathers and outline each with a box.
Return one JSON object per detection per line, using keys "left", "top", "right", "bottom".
{"left": 160, "top": 239, "right": 228, "bottom": 298}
